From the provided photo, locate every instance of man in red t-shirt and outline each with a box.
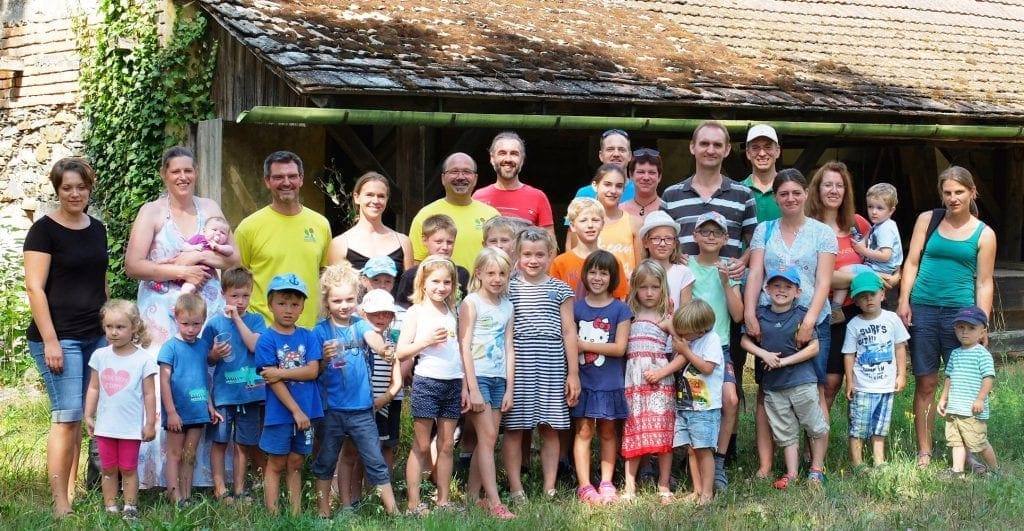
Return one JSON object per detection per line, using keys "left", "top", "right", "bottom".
{"left": 472, "top": 131, "right": 556, "bottom": 244}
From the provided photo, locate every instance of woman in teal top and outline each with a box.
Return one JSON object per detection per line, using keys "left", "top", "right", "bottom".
{"left": 897, "top": 166, "right": 996, "bottom": 468}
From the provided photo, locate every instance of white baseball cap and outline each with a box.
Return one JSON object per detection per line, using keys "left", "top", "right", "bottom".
{"left": 746, "top": 124, "right": 779, "bottom": 144}
{"left": 361, "top": 289, "right": 396, "bottom": 314}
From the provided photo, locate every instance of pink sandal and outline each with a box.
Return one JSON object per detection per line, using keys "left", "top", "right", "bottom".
{"left": 577, "top": 484, "right": 604, "bottom": 505}
{"left": 598, "top": 481, "right": 619, "bottom": 503}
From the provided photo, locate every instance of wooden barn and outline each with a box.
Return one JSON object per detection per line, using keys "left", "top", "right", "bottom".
{"left": 189, "top": 0, "right": 1024, "bottom": 348}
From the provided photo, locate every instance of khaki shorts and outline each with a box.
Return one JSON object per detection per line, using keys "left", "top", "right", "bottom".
{"left": 764, "top": 383, "right": 829, "bottom": 447}
{"left": 945, "top": 415, "right": 990, "bottom": 453}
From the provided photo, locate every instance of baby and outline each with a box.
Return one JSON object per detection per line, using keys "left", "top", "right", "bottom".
{"left": 181, "top": 216, "right": 235, "bottom": 294}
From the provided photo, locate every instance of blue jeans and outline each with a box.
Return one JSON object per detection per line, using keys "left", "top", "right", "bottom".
{"left": 812, "top": 319, "right": 832, "bottom": 385}
{"left": 909, "top": 304, "right": 961, "bottom": 376}
{"left": 29, "top": 336, "right": 105, "bottom": 423}
{"left": 311, "top": 409, "right": 390, "bottom": 485}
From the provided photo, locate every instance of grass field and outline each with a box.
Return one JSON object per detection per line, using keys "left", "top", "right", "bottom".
{"left": 2, "top": 363, "right": 1023, "bottom": 529}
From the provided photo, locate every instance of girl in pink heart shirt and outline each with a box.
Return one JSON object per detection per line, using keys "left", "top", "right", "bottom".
{"left": 84, "top": 300, "right": 158, "bottom": 520}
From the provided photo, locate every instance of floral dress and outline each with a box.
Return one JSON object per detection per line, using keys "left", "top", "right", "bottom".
{"left": 621, "top": 318, "right": 676, "bottom": 458}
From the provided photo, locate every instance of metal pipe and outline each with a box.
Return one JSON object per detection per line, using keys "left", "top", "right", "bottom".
{"left": 237, "top": 106, "right": 1024, "bottom": 141}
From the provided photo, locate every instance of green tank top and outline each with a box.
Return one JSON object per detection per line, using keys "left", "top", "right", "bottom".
{"left": 910, "top": 222, "right": 985, "bottom": 307}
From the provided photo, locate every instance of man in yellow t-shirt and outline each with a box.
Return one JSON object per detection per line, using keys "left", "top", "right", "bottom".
{"left": 235, "top": 151, "right": 330, "bottom": 328}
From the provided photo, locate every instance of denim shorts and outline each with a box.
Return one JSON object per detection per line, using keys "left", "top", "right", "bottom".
{"left": 29, "top": 336, "right": 105, "bottom": 423}
{"left": 721, "top": 345, "right": 736, "bottom": 385}
{"left": 410, "top": 375, "right": 462, "bottom": 419}
{"left": 476, "top": 376, "right": 507, "bottom": 409}
{"left": 208, "top": 402, "right": 263, "bottom": 446}
{"left": 848, "top": 391, "right": 893, "bottom": 439}
{"left": 375, "top": 400, "right": 402, "bottom": 447}
{"left": 311, "top": 409, "right": 390, "bottom": 485}
{"left": 672, "top": 408, "right": 721, "bottom": 449}
{"left": 259, "top": 423, "right": 314, "bottom": 456}
{"left": 909, "top": 304, "right": 960, "bottom": 377}
{"left": 810, "top": 318, "right": 832, "bottom": 383}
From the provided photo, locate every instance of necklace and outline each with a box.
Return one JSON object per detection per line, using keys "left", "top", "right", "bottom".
{"left": 635, "top": 196, "right": 660, "bottom": 216}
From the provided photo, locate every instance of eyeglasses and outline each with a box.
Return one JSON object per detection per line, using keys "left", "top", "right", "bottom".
{"left": 633, "top": 148, "right": 660, "bottom": 158}
{"left": 601, "top": 129, "right": 629, "bottom": 139}
{"left": 697, "top": 229, "right": 726, "bottom": 238}
{"left": 646, "top": 236, "right": 676, "bottom": 245}
{"left": 443, "top": 169, "right": 476, "bottom": 177}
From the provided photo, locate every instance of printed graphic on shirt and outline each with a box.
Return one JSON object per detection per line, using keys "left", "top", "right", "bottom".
{"left": 277, "top": 342, "right": 308, "bottom": 369}
{"left": 579, "top": 317, "right": 612, "bottom": 367}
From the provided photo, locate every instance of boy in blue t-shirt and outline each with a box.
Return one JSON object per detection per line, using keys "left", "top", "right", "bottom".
{"left": 157, "top": 293, "right": 222, "bottom": 506}
{"left": 740, "top": 266, "right": 828, "bottom": 489}
{"left": 203, "top": 267, "right": 267, "bottom": 503}
{"left": 254, "top": 273, "right": 324, "bottom": 516}
{"left": 937, "top": 306, "right": 998, "bottom": 479}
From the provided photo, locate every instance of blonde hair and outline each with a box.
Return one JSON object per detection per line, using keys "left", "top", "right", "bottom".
{"left": 422, "top": 214, "right": 458, "bottom": 238}
{"left": 411, "top": 255, "right": 459, "bottom": 307}
{"left": 866, "top": 182, "right": 898, "bottom": 209}
{"left": 565, "top": 197, "right": 604, "bottom": 223}
{"left": 101, "top": 299, "right": 152, "bottom": 348}
{"left": 482, "top": 216, "right": 528, "bottom": 243}
{"left": 319, "top": 263, "right": 361, "bottom": 317}
{"left": 468, "top": 247, "right": 512, "bottom": 296}
{"left": 628, "top": 259, "right": 669, "bottom": 316}
{"left": 672, "top": 298, "right": 716, "bottom": 336}
{"left": 173, "top": 292, "right": 207, "bottom": 320}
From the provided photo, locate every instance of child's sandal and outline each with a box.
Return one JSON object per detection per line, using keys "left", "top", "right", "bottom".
{"left": 916, "top": 451, "right": 933, "bottom": 468}
{"left": 657, "top": 491, "right": 675, "bottom": 505}
{"left": 772, "top": 474, "right": 797, "bottom": 490}
{"left": 807, "top": 468, "right": 826, "bottom": 485}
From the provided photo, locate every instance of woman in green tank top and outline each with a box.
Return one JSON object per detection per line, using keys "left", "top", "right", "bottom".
{"left": 897, "top": 166, "right": 996, "bottom": 468}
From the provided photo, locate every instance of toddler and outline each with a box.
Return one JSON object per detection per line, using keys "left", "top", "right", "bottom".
{"left": 832, "top": 183, "right": 903, "bottom": 315}
{"left": 181, "top": 216, "right": 235, "bottom": 294}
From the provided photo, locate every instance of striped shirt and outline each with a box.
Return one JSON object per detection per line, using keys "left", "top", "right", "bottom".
{"left": 945, "top": 344, "right": 995, "bottom": 419}
{"left": 661, "top": 175, "right": 757, "bottom": 258}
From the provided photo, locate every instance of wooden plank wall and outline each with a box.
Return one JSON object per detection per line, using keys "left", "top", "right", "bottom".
{"left": 210, "top": 24, "right": 309, "bottom": 121}
{"left": 1, "top": 16, "right": 80, "bottom": 108}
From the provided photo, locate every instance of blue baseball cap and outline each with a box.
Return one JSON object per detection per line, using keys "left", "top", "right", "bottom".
{"left": 953, "top": 305, "right": 988, "bottom": 327}
{"left": 362, "top": 255, "right": 398, "bottom": 278}
{"left": 267, "top": 273, "right": 308, "bottom": 298}
{"left": 765, "top": 265, "right": 800, "bottom": 287}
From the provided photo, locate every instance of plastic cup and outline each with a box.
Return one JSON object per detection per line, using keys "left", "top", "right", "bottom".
{"left": 215, "top": 332, "right": 233, "bottom": 362}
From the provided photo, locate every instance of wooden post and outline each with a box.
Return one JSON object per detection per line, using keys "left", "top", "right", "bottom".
{"left": 196, "top": 118, "right": 223, "bottom": 205}
{"left": 397, "top": 125, "right": 427, "bottom": 232}
{"left": 1005, "top": 147, "right": 1024, "bottom": 261}
{"left": 899, "top": 146, "right": 938, "bottom": 214}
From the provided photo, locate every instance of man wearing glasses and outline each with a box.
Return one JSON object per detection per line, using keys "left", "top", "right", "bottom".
{"left": 742, "top": 124, "right": 783, "bottom": 223}
{"left": 571, "top": 129, "right": 636, "bottom": 202}
{"left": 408, "top": 152, "right": 499, "bottom": 271}
{"left": 473, "top": 131, "right": 556, "bottom": 243}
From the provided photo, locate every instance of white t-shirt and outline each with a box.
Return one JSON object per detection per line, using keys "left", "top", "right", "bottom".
{"left": 88, "top": 346, "right": 159, "bottom": 439}
{"left": 841, "top": 310, "right": 910, "bottom": 393}
{"left": 666, "top": 263, "right": 696, "bottom": 313}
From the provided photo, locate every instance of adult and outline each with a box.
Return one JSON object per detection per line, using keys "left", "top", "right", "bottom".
{"left": 744, "top": 168, "right": 836, "bottom": 478}
{"left": 662, "top": 120, "right": 757, "bottom": 274}
{"left": 25, "top": 158, "right": 108, "bottom": 518}
{"left": 622, "top": 148, "right": 666, "bottom": 220}
{"left": 327, "top": 171, "right": 413, "bottom": 272}
{"left": 741, "top": 124, "right": 782, "bottom": 223}
{"left": 897, "top": 166, "right": 995, "bottom": 468}
{"left": 408, "top": 152, "right": 499, "bottom": 271}
{"left": 637, "top": 210, "right": 694, "bottom": 310}
{"left": 472, "top": 131, "right": 556, "bottom": 242}
{"left": 805, "top": 161, "right": 891, "bottom": 412}
{"left": 235, "top": 150, "right": 331, "bottom": 328}
{"left": 571, "top": 128, "right": 636, "bottom": 202}
{"left": 125, "top": 146, "right": 234, "bottom": 488}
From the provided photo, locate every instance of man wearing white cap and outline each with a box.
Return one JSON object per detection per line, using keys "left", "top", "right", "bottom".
{"left": 742, "top": 125, "right": 782, "bottom": 223}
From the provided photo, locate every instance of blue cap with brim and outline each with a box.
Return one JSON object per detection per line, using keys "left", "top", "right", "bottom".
{"left": 765, "top": 265, "right": 800, "bottom": 287}
{"left": 953, "top": 305, "right": 988, "bottom": 327}
{"left": 267, "top": 273, "right": 308, "bottom": 298}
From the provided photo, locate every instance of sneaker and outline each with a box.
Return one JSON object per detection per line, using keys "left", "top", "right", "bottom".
{"left": 488, "top": 503, "right": 516, "bottom": 520}
{"left": 937, "top": 468, "right": 966, "bottom": 481}
{"left": 405, "top": 502, "right": 430, "bottom": 518}
{"left": 105, "top": 505, "right": 120, "bottom": 514}
{"left": 509, "top": 490, "right": 528, "bottom": 507}
{"left": 713, "top": 455, "right": 728, "bottom": 491}
{"left": 577, "top": 484, "right": 604, "bottom": 505}
{"left": 122, "top": 505, "right": 140, "bottom": 521}
{"left": 597, "top": 481, "right": 618, "bottom": 503}
{"left": 829, "top": 304, "right": 846, "bottom": 325}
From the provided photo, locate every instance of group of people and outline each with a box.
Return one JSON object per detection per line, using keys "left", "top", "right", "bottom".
{"left": 24, "top": 121, "right": 999, "bottom": 521}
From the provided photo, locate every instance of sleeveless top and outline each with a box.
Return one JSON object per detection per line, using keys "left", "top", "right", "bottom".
{"left": 412, "top": 303, "right": 463, "bottom": 380}
{"left": 343, "top": 231, "right": 405, "bottom": 272}
{"left": 911, "top": 221, "right": 985, "bottom": 308}
{"left": 598, "top": 211, "right": 637, "bottom": 279}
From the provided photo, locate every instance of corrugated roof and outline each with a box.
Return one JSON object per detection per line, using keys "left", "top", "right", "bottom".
{"left": 198, "top": 0, "right": 1024, "bottom": 119}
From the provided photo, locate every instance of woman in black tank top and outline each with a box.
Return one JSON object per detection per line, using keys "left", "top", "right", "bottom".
{"left": 327, "top": 172, "right": 413, "bottom": 275}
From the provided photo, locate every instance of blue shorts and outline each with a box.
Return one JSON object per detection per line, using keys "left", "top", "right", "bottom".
{"left": 476, "top": 376, "right": 507, "bottom": 409}
{"left": 673, "top": 408, "right": 721, "bottom": 449}
{"left": 908, "top": 304, "right": 960, "bottom": 377}
{"left": 29, "top": 336, "right": 105, "bottom": 423}
{"left": 721, "top": 345, "right": 736, "bottom": 385}
{"left": 375, "top": 400, "right": 402, "bottom": 447}
{"left": 259, "top": 423, "right": 314, "bottom": 456}
{"left": 311, "top": 409, "right": 390, "bottom": 486}
{"left": 208, "top": 402, "right": 263, "bottom": 446}
{"left": 848, "top": 391, "right": 894, "bottom": 439}
{"left": 410, "top": 375, "right": 462, "bottom": 419}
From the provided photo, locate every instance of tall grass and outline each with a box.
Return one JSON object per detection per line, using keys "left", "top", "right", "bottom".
{"left": 2, "top": 363, "right": 1023, "bottom": 528}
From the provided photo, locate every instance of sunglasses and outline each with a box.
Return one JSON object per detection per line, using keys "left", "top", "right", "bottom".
{"left": 633, "top": 148, "right": 660, "bottom": 158}
{"left": 601, "top": 129, "right": 629, "bottom": 139}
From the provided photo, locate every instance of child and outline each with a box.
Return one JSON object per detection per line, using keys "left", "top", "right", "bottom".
{"left": 458, "top": 247, "right": 516, "bottom": 519}
{"left": 937, "top": 305, "right": 998, "bottom": 478}
{"left": 687, "top": 211, "right": 743, "bottom": 490}
{"left": 832, "top": 183, "right": 903, "bottom": 315}
{"left": 360, "top": 254, "right": 398, "bottom": 298}
{"left": 396, "top": 255, "right": 465, "bottom": 516}
{"left": 645, "top": 299, "right": 722, "bottom": 506}
{"left": 572, "top": 250, "right": 633, "bottom": 504}
{"left": 842, "top": 272, "right": 909, "bottom": 469}
{"left": 254, "top": 273, "right": 324, "bottom": 516}
{"left": 180, "top": 216, "right": 235, "bottom": 294}
{"left": 503, "top": 227, "right": 580, "bottom": 504}
{"left": 83, "top": 300, "right": 157, "bottom": 520}
{"left": 395, "top": 214, "right": 470, "bottom": 307}
{"left": 571, "top": 164, "right": 642, "bottom": 280}
{"left": 203, "top": 267, "right": 267, "bottom": 504}
{"left": 740, "top": 266, "right": 828, "bottom": 489}
{"left": 157, "top": 293, "right": 223, "bottom": 506}
{"left": 552, "top": 197, "right": 629, "bottom": 300}
{"left": 482, "top": 215, "right": 528, "bottom": 256}
{"left": 361, "top": 289, "right": 404, "bottom": 474}
{"left": 311, "top": 265, "right": 398, "bottom": 517}
{"left": 621, "top": 260, "right": 675, "bottom": 501}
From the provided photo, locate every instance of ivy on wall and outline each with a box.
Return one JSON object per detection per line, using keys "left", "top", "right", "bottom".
{"left": 78, "top": 0, "right": 216, "bottom": 299}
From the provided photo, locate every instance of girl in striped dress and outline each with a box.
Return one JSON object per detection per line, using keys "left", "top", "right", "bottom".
{"left": 502, "top": 227, "right": 580, "bottom": 505}
{"left": 621, "top": 260, "right": 676, "bottom": 501}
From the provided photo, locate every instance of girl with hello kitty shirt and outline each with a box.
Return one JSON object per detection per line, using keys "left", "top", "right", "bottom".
{"left": 572, "top": 250, "right": 633, "bottom": 504}
{"left": 83, "top": 300, "right": 158, "bottom": 521}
